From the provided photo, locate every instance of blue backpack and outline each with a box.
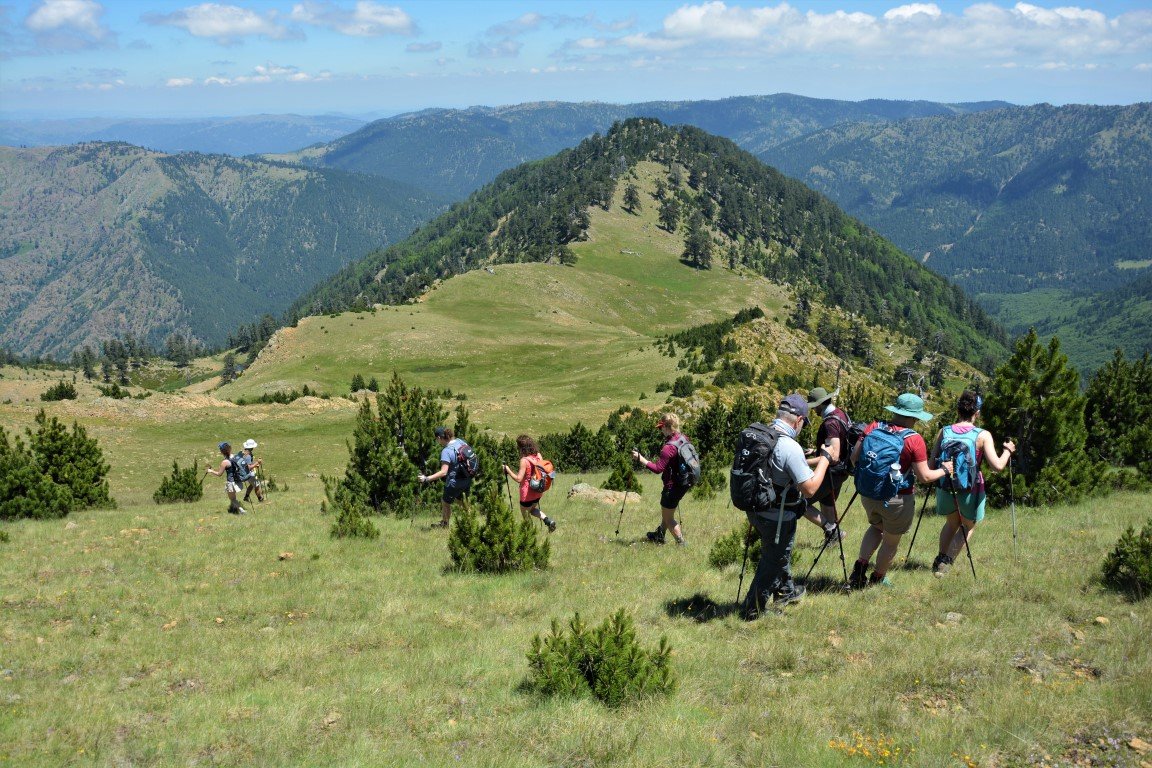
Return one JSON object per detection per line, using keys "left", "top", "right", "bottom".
{"left": 937, "top": 425, "right": 982, "bottom": 492}
{"left": 854, "top": 424, "right": 915, "bottom": 500}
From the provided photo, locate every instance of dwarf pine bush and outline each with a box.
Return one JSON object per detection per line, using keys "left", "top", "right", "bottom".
{"left": 1102, "top": 520, "right": 1152, "bottom": 600}
{"left": 0, "top": 428, "right": 73, "bottom": 520}
{"left": 601, "top": 454, "right": 641, "bottom": 493}
{"left": 324, "top": 474, "right": 380, "bottom": 539}
{"left": 526, "top": 609, "right": 676, "bottom": 708}
{"left": 27, "top": 410, "right": 114, "bottom": 510}
{"left": 448, "top": 487, "right": 548, "bottom": 573}
{"left": 40, "top": 380, "right": 78, "bottom": 401}
{"left": 709, "top": 523, "right": 761, "bottom": 569}
{"left": 153, "top": 460, "right": 204, "bottom": 504}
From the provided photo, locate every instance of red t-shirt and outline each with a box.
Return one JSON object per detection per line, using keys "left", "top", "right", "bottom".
{"left": 863, "top": 421, "right": 927, "bottom": 494}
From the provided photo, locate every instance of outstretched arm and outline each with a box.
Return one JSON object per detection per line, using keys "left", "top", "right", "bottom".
{"left": 981, "top": 431, "right": 1015, "bottom": 472}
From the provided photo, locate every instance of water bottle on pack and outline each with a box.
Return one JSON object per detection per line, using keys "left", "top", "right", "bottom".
{"left": 889, "top": 463, "right": 903, "bottom": 488}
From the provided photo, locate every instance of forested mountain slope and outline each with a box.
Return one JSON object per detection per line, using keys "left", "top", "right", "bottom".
{"left": 293, "top": 94, "right": 1006, "bottom": 200}
{"left": 766, "top": 103, "right": 1152, "bottom": 368}
{"left": 0, "top": 142, "right": 439, "bottom": 357}
{"left": 295, "top": 118, "right": 1006, "bottom": 367}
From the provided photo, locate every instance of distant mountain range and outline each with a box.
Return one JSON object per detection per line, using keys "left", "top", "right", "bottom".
{"left": 290, "top": 94, "right": 1009, "bottom": 200}
{"left": 0, "top": 142, "right": 439, "bottom": 357}
{"left": 0, "top": 114, "right": 368, "bottom": 156}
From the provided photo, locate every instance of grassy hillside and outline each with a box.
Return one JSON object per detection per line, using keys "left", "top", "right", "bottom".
{"left": 1, "top": 362, "right": 1149, "bottom": 767}
{"left": 224, "top": 161, "right": 791, "bottom": 434}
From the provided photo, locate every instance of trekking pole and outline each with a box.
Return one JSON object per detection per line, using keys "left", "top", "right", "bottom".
{"left": 614, "top": 489, "right": 630, "bottom": 538}
{"left": 904, "top": 486, "right": 932, "bottom": 564}
{"left": 503, "top": 470, "right": 516, "bottom": 514}
{"left": 1009, "top": 456, "right": 1018, "bottom": 564}
{"left": 948, "top": 473, "right": 978, "bottom": 581}
{"left": 735, "top": 522, "right": 752, "bottom": 606}
{"left": 803, "top": 490, "right": 858, "bottom": 583}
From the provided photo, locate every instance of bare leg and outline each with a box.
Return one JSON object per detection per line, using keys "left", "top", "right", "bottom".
{"left": 440, "top": 501, "right": 452, "bottom": 526}
{"left": 661, "top": 506, "right": 683, "bottom": 542}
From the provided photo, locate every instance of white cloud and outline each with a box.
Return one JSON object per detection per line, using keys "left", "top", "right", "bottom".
{"left": 1135, "top": 62, "right": 1152, "bottom": 71}
{"left": 143, "top": 3, "right": 292, "bottom": 44}
{"left": 23, "top": 0, "right": 115, "bottom": 50}
{"left": 193, "top": 62, "right": 332, "bottom": 86}
{"left": 468, "top": 39, "right": 523, "bottom": 59}
{"left": 406, "top": 41, "right": 442, "bottom": 53}
{"left": 884, "top": 4, "right": 942, "bottom": 22}
{"left": 166, "top": 77, "right": 195, "bottom": 87}
{"left": 290, "top": 0, "right": 414, "bottom": 37}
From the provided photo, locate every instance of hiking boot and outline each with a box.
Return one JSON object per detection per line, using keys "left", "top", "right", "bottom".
{"left": 544, "top": 516, "right": 557, "bottom": 533}
{"left": 868, "top": 573, "right": 894, "bottom": 588}
{"left": 775, "top": 584, "right": 806, "bottom": 607}
{"left": 646, "top": 526, "right": 666, "bottom": 544}
{"left": 932, "top": 553, "right": 953, "bottom": 578}
{"left": 849, "top": 560, "right": 869, "bottom": 590}
{"left": 674, "top": 535, "right": 686, "bottom": 546}
{"left": 823, "top": 522, "right": 844, "bottom": 544}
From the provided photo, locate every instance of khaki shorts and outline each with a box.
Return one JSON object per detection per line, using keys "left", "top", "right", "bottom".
{"left": 861, "top": 493, "right": 916, "bottom": 535}
{"left": 226, "top": 481, "right": 245, "bottom": 494}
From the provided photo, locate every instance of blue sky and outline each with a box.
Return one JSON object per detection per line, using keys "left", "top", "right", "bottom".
{"left": 1, "top": 0, "right": 1149, "bottom": 118}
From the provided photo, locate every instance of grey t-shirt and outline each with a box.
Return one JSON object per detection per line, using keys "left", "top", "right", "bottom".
{"left": 762, "top": 420, "right": 814, "bottom": 522}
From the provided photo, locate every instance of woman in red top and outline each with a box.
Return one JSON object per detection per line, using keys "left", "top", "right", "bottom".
{"left": 502, "top": 434, "right": 556, "bottom": 532}
{"left": 631, "top": 412, "right": 687, "bottom": 545}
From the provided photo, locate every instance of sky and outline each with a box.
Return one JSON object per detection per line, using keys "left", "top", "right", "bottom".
{"left": 1, "top": 0, "right": 1149, "bottom": 119}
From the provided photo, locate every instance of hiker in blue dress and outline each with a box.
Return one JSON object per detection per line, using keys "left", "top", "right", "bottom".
{"left": 418, "top": 426, "right": 473, "bottom": 528}
{"left": 930, "top": 391, "right": 1015, "bottom": 576}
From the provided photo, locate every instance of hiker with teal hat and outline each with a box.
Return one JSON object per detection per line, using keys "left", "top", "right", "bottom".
{"left": 929, "top": 391, "right": 1015, "bottom": 576}
{"left": 848, "top": 392, "right": 952, "bottom": 588}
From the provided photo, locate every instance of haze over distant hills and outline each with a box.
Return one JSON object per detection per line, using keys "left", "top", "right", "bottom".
{"left": 0, "top": 114, "right": 368, "bottom": 156}
{"left": 0, "top": 142, "right": 438, "bottom": 357}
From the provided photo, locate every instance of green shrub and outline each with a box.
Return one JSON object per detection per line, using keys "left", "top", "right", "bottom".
{"left": 324, "top": 474, "right": 380, "bottom": 539}
{"left": 97, "top": 383, "right": 131, "bottom": 399}
{"left": 690, "top": 454, "right": 727, "bottom": 500}
{"left": 526, "top": 609, "right": 676, "bottom": 708}
{"left": 40, "top": 380, "right": 77, "bottom": 401}
{"left": 601, "top": 454, "right": 641, "bottom": 493}
{"left": 709, "top": 523, "right": 760, "bottom": 569}
{"left": 27, "top": 410, "right": 114, "bottom": 510}
{"left": 0, "top": 529, "right": 9, "bottom": 543}
{"left": 0, "top": 428, "right": 74, "bottom": 520}
{"left": 448, "top": 487, "right": 549, "bottom": 573}
{"left": 153, "top": 460, "right": 204, "bottom": 504}
{"left": 1102, "top": 520, "right": 1152, "bottom": 600}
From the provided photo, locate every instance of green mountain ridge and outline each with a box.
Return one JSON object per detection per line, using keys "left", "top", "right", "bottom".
{"left": 294, "top": 118, "right": 1006, "bottom": 369}
{"left": 0, "top": 142, "right": 442, "bottom": 357}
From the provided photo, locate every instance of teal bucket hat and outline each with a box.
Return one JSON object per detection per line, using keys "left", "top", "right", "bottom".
{"left": 885, "top": 392, "right": 934, "bottom": 421}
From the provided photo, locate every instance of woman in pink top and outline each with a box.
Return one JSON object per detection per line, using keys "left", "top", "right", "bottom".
{"left": 502, "top": 434, "right": 556, "bottom": 532}
{"left": 631, "top": 412, "right": 687, "bottom": 545}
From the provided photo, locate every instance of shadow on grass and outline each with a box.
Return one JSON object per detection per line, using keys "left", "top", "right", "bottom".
{"left": 901, "top": 557, "right": 932, "bottom": 572}
{"left": 664, "top": 593, "right": 741, "bottom": 623}
{"left": 801, "top": 575, "right": 853, "bottom": 594}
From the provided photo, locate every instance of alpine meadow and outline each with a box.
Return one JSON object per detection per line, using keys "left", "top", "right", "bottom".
{"left": 2, "top": 104, "right": 1151, "bottom": 768}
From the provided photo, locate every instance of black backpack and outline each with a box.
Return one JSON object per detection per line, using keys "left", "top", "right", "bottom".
{"left": 729, "top": 423, "right": 782, "bottom": 512}
{"left": 824, "top": 412, "right": 867, "bottom": 474}
{"left": 670, "top": 435, "right": 701, "bottom": 489}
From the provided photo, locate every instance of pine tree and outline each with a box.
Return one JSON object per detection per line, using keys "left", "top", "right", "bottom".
{"left": 622, "top": 183, "right": 641, "bottom": 213}
{"left": 27, "top": 410, "right": 114, "bottom": 510}
{"left": 0, "top": 429, "right": 73, "bottom": 520}
{"left": 658, "top": 196, "right": 680, "bottom": 232}
{"left": 602, "top": 454, "right": 641, "bottom": 493}
{"left": 981, "top": 330, "right": 1097, "bottom": 505}
{"left": 447, "top": 487, "right": 549, "bottom": 573}
{"left": 1085, "top": 350, "right": 1152, "bottom": 468}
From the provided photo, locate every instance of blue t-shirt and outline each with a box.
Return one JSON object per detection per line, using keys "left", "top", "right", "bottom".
{"left": 440, "top": 439, "right": 470, "bottom": 486}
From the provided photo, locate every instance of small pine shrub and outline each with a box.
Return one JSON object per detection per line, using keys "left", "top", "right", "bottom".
{"left": 325, "top": 474, "right": 380, "bottom": 539}
{"left": 153, "top": 460, "right": 204, "bottom": 504}
{"left": 709, "top": 523, "right": 761, "bottom": 569}
{"left": 0, "top": 428, "right": 74, "bottom": 520}
{"left": 526, "top": 609, "right": 677, "bottom": 708}
{"left": 448, "top": 488, "right": 549, "bottom": 573}
{"left": 0, "top": 529, "right": 9, "bottom": 543}
{"left": 27, "top": 410, "right": 114, "bottom": 510}
{"left": 601, "top": 454, "right": 641, "bottom": 493}
{"left": 40, "top": 380, "right": 78, "bottom": 401}
{"left": 690, "top": 454, "right": 727, "bottom": 500}
{"left": 1102, "top": 520, "right": 1152, "bottom": 600}
{"left": 97, "top": 383, "right": 131, "bottom": 399}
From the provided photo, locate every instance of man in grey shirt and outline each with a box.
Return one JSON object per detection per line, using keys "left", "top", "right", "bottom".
{"left": 743, "top": 393, "right": 840, "bottom": 619}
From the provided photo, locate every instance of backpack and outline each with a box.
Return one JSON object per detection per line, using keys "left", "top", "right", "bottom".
{"left": 853, "top": 423, "right": 915, "bottom": 500}
{"left": 824, "top": 411, "right": 868, "bottom": 474}
{"left": 227, "top": 454, "right": 249, "bottom": 484}
{"left": 670, "top": 435, "right": 701, "bottom": 489}
{"left": 527, "top": 456, "right": 555, "bottom": 494}
{"left": 454, "top": 440, "right": 481, "bottom": 479}
{"left": 936, "top": 425, "right": 982, "bottom": 492}
{"left": 730, "top": 423, "right": 781, "bottom": 512}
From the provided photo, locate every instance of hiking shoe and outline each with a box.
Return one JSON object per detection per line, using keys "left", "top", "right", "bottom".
{"left": 433, "top": 520, "right": 449, "bottom": 528}
{"left": 849, "top": 560, "right": 868, "bottom": 590}
{"left": 674, "top": 536, "right": 686, "bottom": 546}
{"left": 646, "top": 527, "right": 666, "bottom": 544}
{"left": 868, "top": 573, "right": 894, "bottom": 588}
{"left": 545, "top": 517, "right": 557, "bottom": 533}
{"left": 823, "top": 523, "right": 844, "bottom": 544}
{"left": 775, "top": 585, "right": 806, "bottom": 607}
{"left": 932, "top": 553, "right": 953, "bottom": 577}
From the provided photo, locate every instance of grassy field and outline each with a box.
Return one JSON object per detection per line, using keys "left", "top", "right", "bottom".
{"left": 2, "top": 362, "right": 1150, "bottom": 766}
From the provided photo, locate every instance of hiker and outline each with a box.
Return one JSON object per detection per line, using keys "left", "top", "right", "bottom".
{"left": 203, "top": 441, "right": 246, "bottom": 514}
{"left": 240, "top": 439, "right": 264, "bottom": 503}
{"left": 848, "top": 393, "right": 952, "bottom": 588}
{"left": 741, "top": 394, "right": 841, "bottom": 618}
{"left": 803, "top": 386, "right": 852, "bottom": 543}
{"left": 930, "top": 391, "right": 1015, "bottom": 576}
{"left": 502, "top": 434, "right": 557, "bottom": 532}
{"left": 418, "top": 426, "right": 473, "bottom": 528}
{"left": 631, "top": 413, "right": 690, "bottom": 545}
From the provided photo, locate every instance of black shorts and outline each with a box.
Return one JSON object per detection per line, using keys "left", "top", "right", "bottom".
{"left": 443, "top": 483, "right": 470, "bottom": 504}
{"left": 660, "top": 484, "right": 689, "bottom": 510}
{"left": 808, "top": 471, "right": 847, "bottom": 507}
{"left": 519, "top": 499, "right": 541, "bottom": 510}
